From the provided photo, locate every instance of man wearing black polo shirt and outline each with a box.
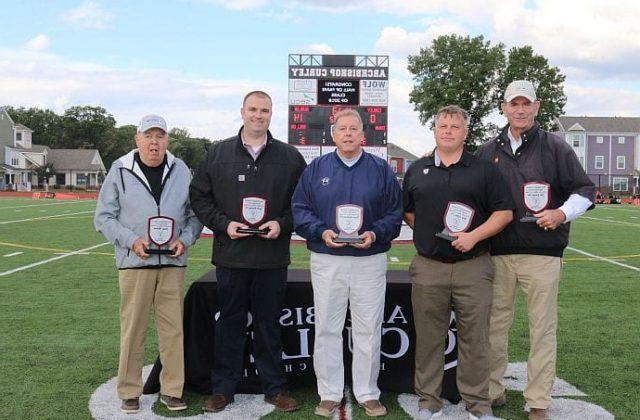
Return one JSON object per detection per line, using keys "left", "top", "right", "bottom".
{"left": 403, "top": 105, "right": 514, "bottom": 420}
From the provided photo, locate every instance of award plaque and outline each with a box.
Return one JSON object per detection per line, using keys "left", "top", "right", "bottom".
{"left": 237, "top": 196, "right": 270, "bottom": 235}
{"left": 520, "top": 182, "right": 550, "bottom": 222}
{"left": 435, "top": 202, "right": 475, "bottom": 242}
{"left": 146, "top": 216, "right": 175, "bottom": 255}
{"left": 334, "top": 204, "right": 364, "bottom": 244}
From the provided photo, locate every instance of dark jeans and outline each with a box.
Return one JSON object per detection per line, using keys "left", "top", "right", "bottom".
{"left": 211, "top": 266, "right": 288, "bottom": 398}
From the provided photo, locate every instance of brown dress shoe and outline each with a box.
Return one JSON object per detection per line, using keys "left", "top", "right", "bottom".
{"left": 529, "top": 408, "right": 550, "bottom": 420}
{"left": 160, "top": 394, "right": 187, "bottom": 411}
{"left": 265, "top": 392, "right": 300, "bottom": 412}
{"left": 202, "top": 394, "right": 234, "bottom": 412}
{"left": 121, "top": 397, "right": 139, "bottom": 414}
{"left": 491, "top": 391, "right": 507, "bottom": 407}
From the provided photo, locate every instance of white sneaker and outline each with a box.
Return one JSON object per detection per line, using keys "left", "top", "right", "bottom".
{"left": 416, "top": 407, "right": 442, "bottom": 419}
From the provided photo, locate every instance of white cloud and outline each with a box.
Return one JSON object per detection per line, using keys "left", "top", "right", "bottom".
{"left": 374, "top": 22, "right": 468, "bottom": 58}
{"left": 25, "top": 34, "right": 50, "bottom": 51}
{"left": 386, "top": 78, "right": 434, "bottom": 156}
{"left": 202, "top": 0, "right": 268, "bottom": 11}
{"left": 0, "top": 48, "right": 283, "bottom": 142}
{"left": 494, "top": 0, "right": 640, "bottom": 79}
{"left": 303, "top": 43, "right": 335, "bottom": 55}
{"left": 61, "top": 2, "right": 114, "bottom": 29}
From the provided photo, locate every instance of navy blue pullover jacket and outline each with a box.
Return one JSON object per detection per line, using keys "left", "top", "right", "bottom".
{"left": 292, "top": 151, "right": 403, "bottom": 256}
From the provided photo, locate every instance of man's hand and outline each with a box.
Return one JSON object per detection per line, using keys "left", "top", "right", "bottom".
{"left": 534, "top": 209, "right": 566, "bottom": 231}
{"left": 450, "top": 231, "right": 478, "bottom": 253}
{"left": 132, "top": 237, "right": 150, "bottom": 259}
{"left": 350, "top": 231, "right": 375, "bottom": 249}
{"left": 322, "top": 229, "right": 347, "bottom": 248}
{"left": 258, "top": 220, "right": 280, "bottom": 239}
{"left": 168, "top": 239, "right": 185, "bottom": 257}
{"left": 227, "top": 221, "right": 251, "bottom": 239}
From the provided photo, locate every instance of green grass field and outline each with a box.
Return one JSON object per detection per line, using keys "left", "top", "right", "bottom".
{"left": 0, "top": 197, "right": 638, "bottom": 419}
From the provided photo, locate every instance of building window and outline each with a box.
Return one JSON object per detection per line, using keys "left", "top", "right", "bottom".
{"left": 595, "top": 155, "right": 604, "bottom": 169}
{"left": 16, "top": 132, "right": 22, "bottom": 141}
{"left": 618, "top": 136, "right": 625, "bottom": 144}
{"left": 573, "top": 139, "right": 580, "bottom": 147}
{"left": 617, "top": 156, "right": 625, "bottom": 169}
{"left": 613, "top": 177, "right": 628, "bottom": 192}
{"left": 11, "top": 157, "right": 19, "bottom": 166}
{"left": 596, "top": 136, "right": 604, "bottom": 143}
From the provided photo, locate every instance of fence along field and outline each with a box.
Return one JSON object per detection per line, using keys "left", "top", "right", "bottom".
{"left": 0, "top": 197, "right": 638, "bottom": 419}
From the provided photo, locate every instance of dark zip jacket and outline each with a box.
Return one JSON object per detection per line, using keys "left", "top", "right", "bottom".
{"left": 476, "top": 123, "right": 595, "bottom": 257}
{"left": 189, "top": 128, "right": 306, "bottom": 269}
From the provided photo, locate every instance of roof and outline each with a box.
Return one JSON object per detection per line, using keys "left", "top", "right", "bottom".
{"left": 48, "top": 149, "right": 106, "bottom": 171}
{"left": 14, "top": 123, "right": 33, "bottom": 132}
{"left": 10, "top": 145, "right": 50, "bottom": 153}
{"left": 556, "top": 116, "right": 640, "bottom": 133}
{"left": 387, "top": 142, "right": 419, "bottom": 161}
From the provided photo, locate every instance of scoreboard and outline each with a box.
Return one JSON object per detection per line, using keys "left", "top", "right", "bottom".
{"left": 288, "top": 54, "right": 389, "bottom": 161}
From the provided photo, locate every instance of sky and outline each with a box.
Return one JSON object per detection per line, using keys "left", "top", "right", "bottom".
{"left": 1, "top": 0, "right": 639, "bottom": 156}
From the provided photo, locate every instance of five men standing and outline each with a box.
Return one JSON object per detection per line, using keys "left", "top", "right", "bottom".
{"left": 292, "top": 109, "right": 403, "bottom": 417}
{"left": 95, "top": 81, "right": 596, "bottom": 419}
{"left": 189, "top": 91, "right": 306, "bottom": 413}
{"left": 476, "top": 81, "right": 595, "bottom": 420}
{"left": 403, "top": 105, "right": 514, "bottom": 420}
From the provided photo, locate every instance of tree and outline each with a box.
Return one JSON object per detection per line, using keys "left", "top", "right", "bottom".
{"left": 5, "top": 107, "right": 63, "bottom": 147}
{"left": 101, "top": 125, "right": 137, "bottom": 170}
{"left": 168, "top": 128, "right": 210, "bottom": 170}
{"left": 408, "top": 35, "right": 567, "bottom": 147}
{"left": 408, "top": 34, "right": 505, "bottom": 146}
{"left": 61, "top": 106, "right": 117, "bottom": 149}
{"left": 498, "top": 46, "right": 566, "bottom": 131}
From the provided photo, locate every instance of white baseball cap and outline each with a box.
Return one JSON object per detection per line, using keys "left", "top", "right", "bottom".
{"left": 137, "top": 114, "right": 168, "bottom": 133}
{"left": 504, "top": 80, "right": 537, "bottom": 102}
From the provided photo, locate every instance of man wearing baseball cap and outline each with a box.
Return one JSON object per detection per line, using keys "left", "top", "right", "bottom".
{"left": 95, "top": 114, "right": 202, "bottom": 413}
{"left": 476, "top": 81, "right": 595, "bottom": 419}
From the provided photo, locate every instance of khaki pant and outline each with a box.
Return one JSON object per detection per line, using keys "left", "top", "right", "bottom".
{"left": 410, "top": 254, "right": 493, "bottom": 417}
{"left": 489, "top": 255, "right": 562, "bottom": 409}
{"left": 117, "top": 267, "right": 185, "bottom": 399}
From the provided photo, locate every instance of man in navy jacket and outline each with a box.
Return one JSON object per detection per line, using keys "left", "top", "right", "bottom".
{"left": 292, "top": 109, "right": 403, "bottom": 418}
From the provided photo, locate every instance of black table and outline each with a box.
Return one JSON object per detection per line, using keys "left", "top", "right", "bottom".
{"left": 144, "top": 269, "right": 460, "bottom": 402}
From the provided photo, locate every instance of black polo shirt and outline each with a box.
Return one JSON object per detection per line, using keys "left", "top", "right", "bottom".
{"left": 403, "top": 150, "right": 514, "bottom": 262}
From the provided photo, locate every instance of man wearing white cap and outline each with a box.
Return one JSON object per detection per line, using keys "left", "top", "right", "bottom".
{"left": 95, "top": 115, "right": 202, "bottom": 414}
{"left": 476, "top": 81, "right": 595, "bottom": 420}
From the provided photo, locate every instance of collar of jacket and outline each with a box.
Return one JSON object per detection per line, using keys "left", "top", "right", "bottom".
{"left": 117, "top": 149, "right": 175, "bottom": 190}
{"left": 423, "top": 148, "right": 473, "bottom": 168}
{"left": 496, "top": 122, "right": 540, "bottom": 149}
{"left": 235, "top": 126, "right": 274, "bottom": 155}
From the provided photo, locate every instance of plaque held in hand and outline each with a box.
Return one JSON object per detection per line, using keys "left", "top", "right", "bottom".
{"left": 334, "top": 204, "right": 364, "bottom": 244}
{"left": 435, "top": 202, "right": 474, "bottom": 242}
{"left": 237, "top": 196, "right": 270, "bottom": 235}
{"left": 520, "top": 182, "right": 550, "bottom": 222}
{"left": 146, "top": 216, "right": 175, "bottom": 255}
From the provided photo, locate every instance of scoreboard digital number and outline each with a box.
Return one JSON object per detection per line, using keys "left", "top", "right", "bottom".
{"left": 289, "top": 105, "right": 387, "bottom": 146}
{"left": 288, "top": 54, "right": 389, "bottom": 155}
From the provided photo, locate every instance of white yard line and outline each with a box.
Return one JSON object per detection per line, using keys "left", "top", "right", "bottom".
{"left": 567, "top": 247, "right": 640, "bottom": 273}
{"left": 580, "top": 216, "right": 640, "bottom": 227}
{"left": 0, "top": 210, "right": 94, "bottom": 225}
{"left": 3, "top": 252, "right": 23, "bottom": 257}
{"left": 0, "top": 201, "right": 93, "bottom": 210}
{"left": 0, "top": 242, "right": 109, "bottom": 277}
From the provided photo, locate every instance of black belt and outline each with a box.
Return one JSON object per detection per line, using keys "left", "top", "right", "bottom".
{"left": 423, "top": 252, "right": 487, "bottom": 264}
